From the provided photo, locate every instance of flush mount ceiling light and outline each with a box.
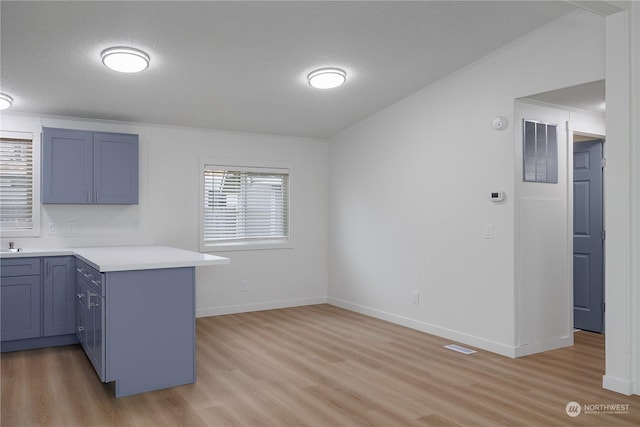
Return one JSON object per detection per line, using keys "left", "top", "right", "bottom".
{"left": 307, "top": 68, "right": 346, "bottom": 89}
{"left": 101, "top": 47, "right": 150, "bottom": 73}
{"left": 0, "top": 93, "right": 14, "bottom": 110}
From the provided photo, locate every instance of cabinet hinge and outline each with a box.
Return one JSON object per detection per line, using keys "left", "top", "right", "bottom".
{"left": 602, "top": 302, "right": 605, "bottom": 313}
{"left": 601, "top": 230, "right": 606, "bottom": 240}
{"left": 601, "top": 158, "right": 607, "bottom": 168}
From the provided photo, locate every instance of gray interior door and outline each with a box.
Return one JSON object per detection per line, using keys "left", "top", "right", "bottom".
{"left": 573, "top": 139, "right": 604, "bottom": 333}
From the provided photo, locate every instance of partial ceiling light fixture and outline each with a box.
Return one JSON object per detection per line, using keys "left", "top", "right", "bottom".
{"left": 101, "top": 46, "right": 150, "bottom": 73}
{"left": 0, "top": 93, "right": 14, "bottom": 110}
{"left": 307, "top": 67, "right": 346, "bottom": 89}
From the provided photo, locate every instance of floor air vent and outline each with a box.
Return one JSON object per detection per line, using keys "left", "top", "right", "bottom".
{"left": 444, "top": 344, "right": 476, "bottom": 355}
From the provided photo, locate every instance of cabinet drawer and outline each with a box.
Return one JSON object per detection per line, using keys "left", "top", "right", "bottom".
{"left": 76, "top": 260, "right": 103, "bottom": 296}
{"left": 0, "top": 258, "right": 41, "bottom": 277}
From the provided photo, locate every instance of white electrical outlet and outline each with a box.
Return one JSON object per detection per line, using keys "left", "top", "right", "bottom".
{"left": 412, "top": 291, "right": 420, "bottom": 305}
{"left": 484, "top": 224, "right": 493, "bottom": 239}
{"left": 49, "top": 223, "right": 57, "bottom": 233}
{"left": 241, "top": 281, "right": 248, "bottom": 292}
{"left": 67, "top": 222, "right": 76, "bottom": 233}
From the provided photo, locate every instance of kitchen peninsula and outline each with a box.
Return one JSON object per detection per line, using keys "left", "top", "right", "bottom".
{"left": 0, "top": 245, "right": 229, "bottom": 397}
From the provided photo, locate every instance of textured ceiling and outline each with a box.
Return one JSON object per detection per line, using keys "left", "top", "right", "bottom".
{"left": 1, "top": 1, "right": 577, "bottom": 138}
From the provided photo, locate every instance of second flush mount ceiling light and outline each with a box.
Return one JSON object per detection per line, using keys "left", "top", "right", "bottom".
{"left": 0, "top": 93, "right": 14, "bottom": 110}
{"left": 101, "top": 47, "right": 150, "bottom": 73}
{"left": 307, "top": 68, "right": 346, "bottom": 89}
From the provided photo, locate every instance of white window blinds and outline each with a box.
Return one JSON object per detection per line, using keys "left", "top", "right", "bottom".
{"left": 203, "top": 167, "right": 289, "bottom": 243}
{"left": 0, "top": 137, "right": 34, "bottom": 230}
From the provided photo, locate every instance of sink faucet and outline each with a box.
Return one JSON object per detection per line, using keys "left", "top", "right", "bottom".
{"left": 7, "top": 242, "right": 21, "bottom": 252}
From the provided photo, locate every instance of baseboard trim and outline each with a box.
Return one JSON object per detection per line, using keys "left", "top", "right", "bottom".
{"left": 512, "top": 336, "right": 573, "bottom": 358}
{"left": 602, "top": 374, "right": 634, "bottom": 396}
{"left": 327, "top": 297, "right": 516, "bottom": 358}
{"left": 1, "top": 334, "right": 79, "bottom": 353}
{"left": 197, "top": 296, "right": 328, "bottom": 318}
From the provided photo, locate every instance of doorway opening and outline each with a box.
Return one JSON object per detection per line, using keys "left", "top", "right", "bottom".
{"left": 572, "top": 134, "right": 605, "bottom": 333}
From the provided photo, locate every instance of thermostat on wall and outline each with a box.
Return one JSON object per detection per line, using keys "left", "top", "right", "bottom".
{"left": 490, "top": 191, "right": 505, "bottom": 202}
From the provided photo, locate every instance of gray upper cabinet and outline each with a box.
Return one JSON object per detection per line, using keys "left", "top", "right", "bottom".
{"left": 94, "top": 132, "right": 139, "bottom": 204}
{"left": 42, "top": 127, "right": 138, "bottom": 204}
{"left": 42, "top": 128, "right": 93, "bottom": 204}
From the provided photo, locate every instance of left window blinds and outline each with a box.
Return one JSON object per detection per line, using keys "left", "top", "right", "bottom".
{"left": 0, "top": 136, "right": 34, "bottom": 230}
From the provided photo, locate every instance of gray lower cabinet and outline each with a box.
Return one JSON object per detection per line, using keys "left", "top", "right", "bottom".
{"left": 0, "top": 258, "right": 42, "bottom": 341}
{"left": 75, "top": 260, "right": 105, "bottom": 381}
{"left": 75, "top": 260, "right": 195, "bottom": 398}
{"left": 2, "top": 255, "right": 196, "bottom": 397}
{"left": 43, "top": 256, "right": 76, "bottom": 336}
{"left": 1, "top": 257, "right": 78, "bottom": 350}
{"left": 41, "top": 127, "right": 139, "bottom": 204}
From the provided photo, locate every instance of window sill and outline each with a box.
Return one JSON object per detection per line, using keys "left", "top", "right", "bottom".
{"left": 0, "top": 229, "right": 40, "bottom": 238}
{"left": 200, "top": 238, "right": 293, "bottom": 253}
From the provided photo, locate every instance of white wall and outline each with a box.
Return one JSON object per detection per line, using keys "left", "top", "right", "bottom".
{"left": 603, "top": 4, "right": 640, "bottom": 396}
{"left": 144, "top": 125, "right": 329, "bottom": 316}
{"left": 328, "top": 11, "right": 605, "bottom": 357}
{"left": 513, "top": 101, "right": 571, "bottom": 356}
{"left": 633, "top": 2, "right": 640, "bottom": 398}
{"left": 634, "top": 2, "right": 640, "bottom": 396}
{"left": 0, "top": 113, "right": 329, "bottom": 316}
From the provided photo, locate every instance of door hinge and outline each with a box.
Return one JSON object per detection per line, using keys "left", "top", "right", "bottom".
{"left": 602, "top": 302, "right": 605, "bottom": 313}
{"left": 601, "top": 230, "right": 606, "bottom": 240}
{"left": 601, "top": 158, "right": 607, "bottom": 168}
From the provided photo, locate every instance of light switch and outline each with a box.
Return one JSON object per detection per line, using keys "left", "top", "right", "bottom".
{"left": 484, "top": 224, "right": 493, "bottom": 239}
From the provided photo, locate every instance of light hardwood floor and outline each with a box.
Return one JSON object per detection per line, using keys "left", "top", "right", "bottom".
{"left": 1, "top": 304, "right": 639, "bottom": 426}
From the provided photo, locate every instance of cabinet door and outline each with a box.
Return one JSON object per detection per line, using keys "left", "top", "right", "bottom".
{"left": 42, "top": 127, "right": 93, "bottom": 204}
{"left": 84, "top": 283, "right": 105, "bottom": 380}
{"left": 43, "top": 257, "right": 76, "bottom": 336}
{"left": 75, "top": 276, "right": 87, "bottom": 346}
{"left": 0, "top": 276, "right": 41, "bottom": 341}
{"left": 87, "top": 289, "right": 105, "bottom": 380}
{"left": 93, "top": 132, "right": 138, "bottom": 204}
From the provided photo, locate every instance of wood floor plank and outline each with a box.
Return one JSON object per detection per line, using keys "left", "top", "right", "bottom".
{"left": 2, "top": 304, "right": 639, "bottom": 426}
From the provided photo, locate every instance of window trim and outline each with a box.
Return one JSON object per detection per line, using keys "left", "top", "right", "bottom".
{"left": 199, "top": 157, "right": 293, "bottom": 252}
{"left": 0, "top": 130, "right": 40, "bottom": 237}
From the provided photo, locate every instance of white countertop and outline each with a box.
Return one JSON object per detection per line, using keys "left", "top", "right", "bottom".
{"left": 1, "top": 245, "right": 230, "bottom": 272}
{"left": 0, "top": 248, "right": 75, "bottom": 257}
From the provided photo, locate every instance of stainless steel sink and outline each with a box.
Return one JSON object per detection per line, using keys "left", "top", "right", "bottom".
{"left": 0, "top": 248, "right": 21, "bottom": 253}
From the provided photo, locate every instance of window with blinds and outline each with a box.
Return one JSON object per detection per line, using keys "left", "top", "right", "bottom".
{"left": 0, "top": 136, "right": 34, "bottom": 230}
{"left": 203, "top": 166, "right": 289, "bottom": 246}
